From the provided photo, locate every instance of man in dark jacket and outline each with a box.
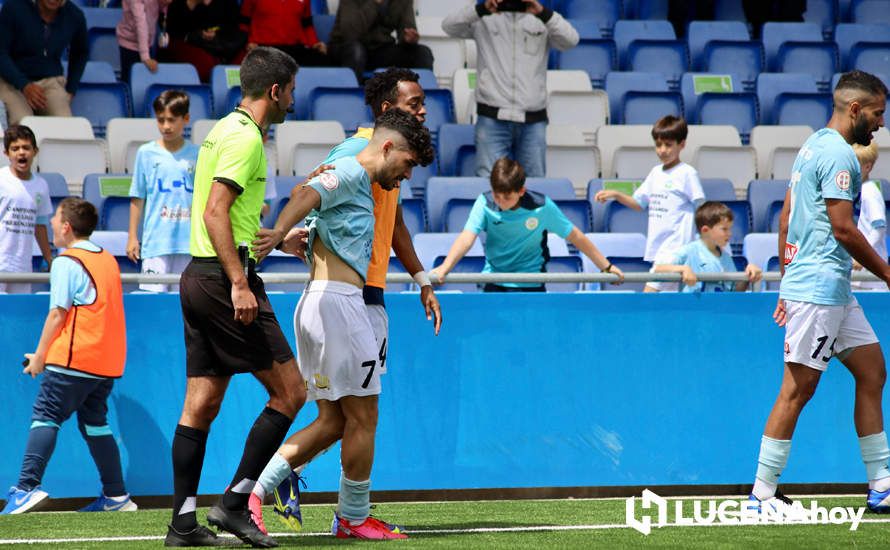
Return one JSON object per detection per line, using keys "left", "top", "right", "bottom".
{"left": 0, "top": 0, "right": 88, "bottom": 125}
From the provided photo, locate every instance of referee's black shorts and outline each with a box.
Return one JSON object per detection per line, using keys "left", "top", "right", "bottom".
{"left": 180, "top": 257, "right": 294, "bottom": 377}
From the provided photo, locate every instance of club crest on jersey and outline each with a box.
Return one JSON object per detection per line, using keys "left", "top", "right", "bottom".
{"left": 319, "top": 172, "right": 339, "bottom": 191}
{"left": 784, "top": 242, "right": 798, "bottom": 265}
{"left": 835, "top": 170, "right": 851, "bottom": 191}
{"left": 525, "top": 217, "right": 539, "bottom": 230}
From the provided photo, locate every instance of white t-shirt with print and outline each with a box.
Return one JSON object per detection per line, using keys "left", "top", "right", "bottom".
{"left": 633, "top": 161, "right": 705, "bottom": 262}
{"left": 855, "top": 179, "right": 887, "bottom": 290}
{"left": 0, "top": 166, "right": 52, "bottom": 272}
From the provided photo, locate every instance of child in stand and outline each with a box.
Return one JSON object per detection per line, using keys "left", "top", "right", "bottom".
{"left": 852, "top": 141, "right": 886, "bottom": 290}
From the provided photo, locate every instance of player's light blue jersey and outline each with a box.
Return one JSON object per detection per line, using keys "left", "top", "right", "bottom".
{"left": 780, "top": 128, "right": 861, "bottom": 306}
{"left": 672, "top": 239, "right": 737, "bottom": 293}
{"left": 305, "top": 156, "right": 374, "bottom": 280}
{"left": 129, "top": 140, "right": 199, "bottom": 258}
{"left": 465, "top": 190, "right": 574, "bottom": 288}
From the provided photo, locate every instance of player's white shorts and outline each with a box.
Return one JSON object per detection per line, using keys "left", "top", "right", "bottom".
{"left": 365, "top": 303, "right": 389, "bottom": 374}
{"left": 784, "top": 297, "right": 879, "bottom": 371}
{"left": 294, "top": 280, "right": 381, "bottom": 402}
{"left": 140, "top": 254, "right": 190, "bottom": 292}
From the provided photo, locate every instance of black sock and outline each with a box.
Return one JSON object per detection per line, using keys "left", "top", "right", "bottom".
{"left": 222, "top": 407, "right": 292, "bottom": 510}
{"left": 171, "top": 424, "right": 208, "bottom": 531}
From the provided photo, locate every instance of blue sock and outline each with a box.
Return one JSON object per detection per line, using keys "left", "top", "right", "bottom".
{"left": 18, "top": 424, "right": 59, "bottom": 491}
{"left": 859, "top": 432, "right": 890, "bottom": 489}
{"left": 754, "top": 436, "right": 791, "bottom": 496}
{"left": 79, "top": 421, "right": 126, "bottom": 497}
{"left": 255, "top": 453, "right": 293, "bottom": 500}
{"left": 338, "top": 473, "right": 370, "bottom": 523}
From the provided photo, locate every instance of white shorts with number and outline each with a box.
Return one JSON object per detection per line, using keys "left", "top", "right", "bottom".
{"left": 294, "top": 281, "right": 380, "bottom": 402}
{"left": 365, "top": 303, "right": 389, "bottom": 374}
{"left": 140, "top": 254, "right": 191, "bottom": 292}
{"left": 784, "top": 297, "right": 879, "bottom": 371}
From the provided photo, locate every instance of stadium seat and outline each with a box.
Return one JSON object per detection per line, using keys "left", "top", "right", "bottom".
{"left": 525, "top": 177, "right": 577, "bottom": 200}
{"left": 703, "top": 41, "right": 765, "bottom": 90}
{"left": 309, "top": 87, "right": 372, "bottom": 133}
{"left": 761, "top": 22, "right": 825, "bottom": 71}
{"left": 562, "top": 18, "right": 604, "bottom": 41}
{"left": 100, "top": 196, "right": 131, "bottom": 231}
{"left": 442, "top": 197, "right": 475, "bottom": 233}
{"left": 438, "top": 123, "right": 475, "bottom": 177}
{"left": 756, "top": 73, "right": 819, "bottom": 126}
{"left": 546, "top": 255, "right": 584, "bottom": 292}
{"left": 603, "top": 256, "right": 652, "bottom": 292}
{"left": 545, "top": 125, "right": 601, "bottom": 191}
{"left": 130, "top": 63, "right": 201, "bottom": 121}
{"left": 401, "top": 198, "right": 427, "bottom": 235}
{"left": 803, "top": 0, "right": 838, "bottom": 39}
{"left": 70, "top": 82, "right": 132, "bottom": 137}
{"left": 40, "top": 172, "right": 70, "bottom": 199}
{"left": 623, "top": 91, "right": 683, "bottom": 125}
{"left": 849, "top": 42, "right": 890, "bottom": 75}
{"left": 83, "top": 173, "right": 131, "bottom": 230}
{"left": 371, "top": 67, "right": 439, "bottom": 90}
{"left": 625, "top": 0, "right": 670, "bottom": 19}
{"left": 430, "top": 255, "right": 484, "bottom": 292}
{"left": 683, "top": 124, "right": 743, "bottom": 163}
{"left": 696, "top": 92, "right": 759, "bottom": 143}
{"left": 680, "top": 72, "right": 744, "bottom": 121}
{"left": 189, "top": 119, "right": 218, "bottom": 146}
{"left": 414, "top": 232, "right": 484, "bottom": 278}
{"left": 87, "top": 28, "right": 120, "bottom": 76}
{"left": 586, "top": 232, "right": 647, "bottom": 257}
{"left": 563, "top": 0, "right": 621, "bottom": 35}
{"left": 554, "top": 199, "right": 593, "bottom": 232}
{"left": 425, "top": 177, "right": 489, "bottom": 232}
{"left": 274, "top": 121, "right": 346, "bottom": 178}
{"left": 414, "top": 0, "right": 473, "bottom": 17}
{"left": 743, "top": 232, "right": 779, "bottom": 289}
{"left": 835, "top": 23, "right": 890, "bottom": 69}
{"left": 612, "top": 146, "right": 658, "bottom": 179}
{"left": 768, "top": 147, "right": 800, "bottom": 180}
{"left": 416, "top": 16, "right": 472, "bottom": 88}
{"left": 767, "top": 200, "right": 785, "bottom": 233}
{"left": 312, "top": 13, "right": 335, "bottom": 43}
{"left": 547, "top": 69, "right": 595, "bottom": 93}
{"left": 73, "top": 60, "right": 118, "bottom": 84}
{"left": 694, "top": 146, "right": 757, "bottom": 196}
{"left": 141, "top": 83, "right": 212, "bottom": 120}
{"left": 210, "top": 65, "right": 241, "bottom": 116}
{"left": 724, "top": 200, "right": 752, "bottom": 253}
{"left": 381, "top": 256, "right": 412, "bottom": 292}
{"left": 595, "top": 124, "right": 654, "bottom": 179}
{"left": 687, "top": 20, "right": 750, "bottom": 70}
{"left": 548, "top": 90, "right": 609, "bottom": 137}
{"left": 626, "top": 39, "right": 689, "bottom": 88}
{"left": 773, "top": 92, "right": 833, "bottom": 129}
{"left": 604, "top": 201, "right": 647, "bottom": 234}
{"left": 776, "top": 42, "right": 839, "bottom": 91}
{"left": 455, "top": 144, "right": 476, "bottom": 176}
{"left": 700, "top": 178, "right": 736, "bottom": 201}
{"left": 422, "top": 88, "right": 456, "bottom": 134}
{"left": 613, "top": 20, "right": 676, "bottom": 68}
{"left": 586, "top": 178, "right": 619, "bottom": 232}
{"left": 747, "top": 179, "right": 789, "bottom": 232}
{"left": 749, "top": 125, "right": 813, "bottom": 180}
{"left": 552, "top": 39, "right": 616, "bottom": 89}
{"left": 404, "top": 158, "right": 436, "bottom": 198}
{"left": 105, "top": 118, "right": 158, "bottom": 173}
{"left": 713, "top": 0, "right": 747, "bottom": 22}
{"left": 21, "top": 115, "right": 94, "bottom": 141}
{"left": 82, "top": 7, "right": 121, "bottom": 30}
{"left": 291, "top": 67, "right": 357, "bottom": 120}
{"left": 452, "top": 68, "right": 476, "bottom": 125}
{"left": 605, "top": 72, "right": 670, "bottom": 125}
{"left": 257, "top": 251, "right": 310, "bottom": 293}
{"left": 851, "top": 0, "right": 890, "bottom": 24}
{"left": 36, "top": 139, "right": 108, "bottom": 188}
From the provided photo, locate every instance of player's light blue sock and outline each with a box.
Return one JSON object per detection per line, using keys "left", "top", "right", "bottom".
{"left": 255, "top": 452, "right": 293, "bottom": 501}
{"left": 859, "top": 432, "right": 890, "bottom": 491}
{"left": 754, "top": 436, "right": 791, "bottom": 499}
{"left": 338, "top": 473, "right": 370, "bottom": 524}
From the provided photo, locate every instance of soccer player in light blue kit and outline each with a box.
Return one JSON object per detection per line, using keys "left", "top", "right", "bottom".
{"left": 749, "top": 70, "right": 890, "bottom": 515}
{"left": 251, "top": 109, "right": 434, "bottom": 539}
{"left": 126, "top": 90, "right": 199, "bottom": 292}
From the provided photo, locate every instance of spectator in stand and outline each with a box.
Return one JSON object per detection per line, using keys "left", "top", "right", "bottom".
{"left": 0, "top": 0, "right": 88, "bottom": 125}
{"left": 328, "top": 0, "right": 433, "bottom": 82}
{"left": 236, "top": 0, "right": 328, "bottom": 67}
{"left": 162, "top": 0, "right": 244, "bottom": 82}
{"left": 117, "top": 0, "right": 174, "bottom": 83}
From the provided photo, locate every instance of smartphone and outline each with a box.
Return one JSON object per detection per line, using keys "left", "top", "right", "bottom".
{"left": 498, "top": 0, "right": 528, "bottom": 12}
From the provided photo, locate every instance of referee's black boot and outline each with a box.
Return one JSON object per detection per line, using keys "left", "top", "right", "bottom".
{"left": 164, "top": 523, "right": 233, "bottom": 547}
{"left": 207, "top": 502, "right": 278, "bottom": 548}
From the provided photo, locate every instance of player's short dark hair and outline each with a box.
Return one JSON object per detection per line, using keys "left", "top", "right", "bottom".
{"left": 835, "top": 70, "right": 889, "bottom": 99}
{"left": 695, "top": 201, "right": 733, "bottom": 230}
{"left": 58, "top": 197, "right": 98, "bottom": 238}
{"left": 152, "top": 89, "right": 190, "bottom": 117}
{"left": 651, "top": 115, "right": 688, "bottom": 142}
{"left": 240, "top": 47, "right": 298, "bottom": 100}
{"left": 374, "top": 108, "right": 434, "bottom": 167}
{"left": 490, "top": 157, "right": 526, "bottom": 194}
{"left": 364, "top": 67, "right": 420, "bottom": 118}
{"left": 4, "top": 124, "right": 37, "bottom": 151}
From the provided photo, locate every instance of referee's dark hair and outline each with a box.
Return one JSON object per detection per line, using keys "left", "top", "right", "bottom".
{"left": 58, "top": 197, "right": 99, "bottom": 238}
{"left": 240, "top": 47, "right": 298, "bottom": 100}
{"left": 364, "top": 68, "right": 420, "bottom": 117}
{"left": 490, "top": 157, "right": 526, "bottom": 194}
{"left": 374, "top": 108, "right": 434, "bottom": 167}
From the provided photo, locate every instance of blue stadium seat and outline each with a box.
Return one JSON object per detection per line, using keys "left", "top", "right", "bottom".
{"left": 724, "top": 200, "right": 752, "bottom": 254}
{"left": 773, "top": 92, "right": 833, "bottom": 129}
{"left": 622, "top": 90, "right": 683, "bottom": 125}
{"left": 605, "top": 71, "right": 670, "bottom": 124}
{"left": 404, "top": 158, "right": 436, "bottom": 198}
{"left": 767, "top": 200, "right": 784, "bottom": 233}
{"left": 563, "top": 0, "right": 621, "bottom": 36}
{"left": 849, "top": 42, "right": 890, "bottom": 75}
{"left": 766, "top": 256, "right": 782, "bottom": 290}
{"left": 700, "top": 178, "right": 736, "bottom": 201}
{"left": 553, "top": 39, "right": 617, "bottom": 89}
{"left": 309, "top": 87, "right": 372, "bottom": 133}
{"left": 101, "top": 196, "right": 130, "bottom": 231}
{"left": 257, "top": 253, "right": 310, "bottom": 293}
{"left": 131, "top": 63, "right": 201, "bottom": 119}
{"left": 312, "top": 14, "right": 335, "bottom": 43}
{"left": 756, "top": 73, "right": 819, "bottom": 126}
{"left": 680, "top": 72, "right": 744, "bottom": 120}
{"left": 142, "top": 83, "right": 213, "bottom": 120}
{"left": 210, "top": 65, "right": 240, "bottom": 116}
{"left": 803, "top": 0, "right": 839, "bottom": 39}
{"left": 697, "top": 92, "right": 759, "bottom": 143}
{"left": 383, "top": 256, "right": 411, "bottom": 292}
{"left": 115, "top": 255, "right": 141, "bottom": 293}
{"left": 40, "top": 172, "right": 70, "bottom": 213}
{"left": 431, "top": 255, "right": 485, "bottom": 292}
{"left": 625, "top": 0, "right": 669, "bottom": 20}
{"left": 851, "top": 0, "right": 890, "bottom": 24}
{"left": 566, "top": 18, "right": 604, "bottom": 40}
{"left": 604, "top": 201, "right": 647, "bottom": 234}
{"left": 82, "top": 7, "right": 121, "bottom": 30}
{"left": 546, "top": 255, "right": 584, "bottom": 292}
{"left": 71, "top": 82, "right": 131, "bottom": 137}
{"left": 835, "top": 23, "right": 890, "bottom": 69}
{"left": 83, "top": 173, "right": 132, "bottom": 231}
{"left": 713, "top": 0, "right": 747, "bottom": 21}
{"left": 613, "top": 20, "right": 675, "bottom": 68}
{"left": 293, "top": 67, "right": 358, "bottom": 120}
{"left": 603, "top": 256, "right": 652, "bottom": 292}
{"left": 456, "top": 144, "right": 476, "bottom": 177}
{"left": 776, "top": 42, "right": 839, "bottom": 90}
{"left": 554, "top": 199, "right": 593, "bottom": 232}
{"left": 747, "top": 179, "right": 789, "bottom": 232}
{"left": 87, "top": 28, "right": 120, "bottom": 76}
{"left": 425, "top": 177, "right": 489, "bottom": 231}
{"left": 731, "top": 254, "right": 748, "bottom": 272}
{"left": 703, "top": 41, "right": 765, "bottom": 90}
{"left": 687, "top": 21, "right": 750, "bottom": 70}
{"left": 372, "top": 67, "right": 439, "bottom": 90}
{"left": 442, "top": 198, "right": 475, "bottom": 233}
{"left": 626, "top": 39, "right": 689, "bottom": 88}
{"left": 525, "top": 177, "right": 577, "bottom": 200}
{"left": 401, "top": 198, "right": 427, "bottom": 235}
{"left": 761, "top": 22, "right": 824, "bottom": 71}
{"left": 72, "top": 60, "right": 117, "bottom": 83}
{"left": 438, "top": 123, "right": 475, "bottom": 177}
{"left": 422, "top": 88, "right": 456, "bottom": 134}
{"left": 224, "top": 86, "right": 242, "bottom": 114}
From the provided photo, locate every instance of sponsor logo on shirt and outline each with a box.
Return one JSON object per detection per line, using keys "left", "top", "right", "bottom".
{"left": 319, "top": 172, "right": 339, "bottom": 191}
{"left": 835, "top": 170, "right": 851, "bottom": 191}
{"left": 525, "top": 217, "right": 539, "bottom": 230}
{"left": 784, "top": 242, "right": 799, "bottom": 265}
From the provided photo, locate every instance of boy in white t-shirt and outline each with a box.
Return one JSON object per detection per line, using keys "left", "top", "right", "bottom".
{"left": 0, "top": 125, "right": 53, "bottom": 293}
{"left": 126, "top": 90, "right": 199, "bottom": 292}
{"left": 594, "top": 115, "right": 705, "bottom": 292}
{"left": 852, "top": 141, "right": 886, "bottom": 290}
